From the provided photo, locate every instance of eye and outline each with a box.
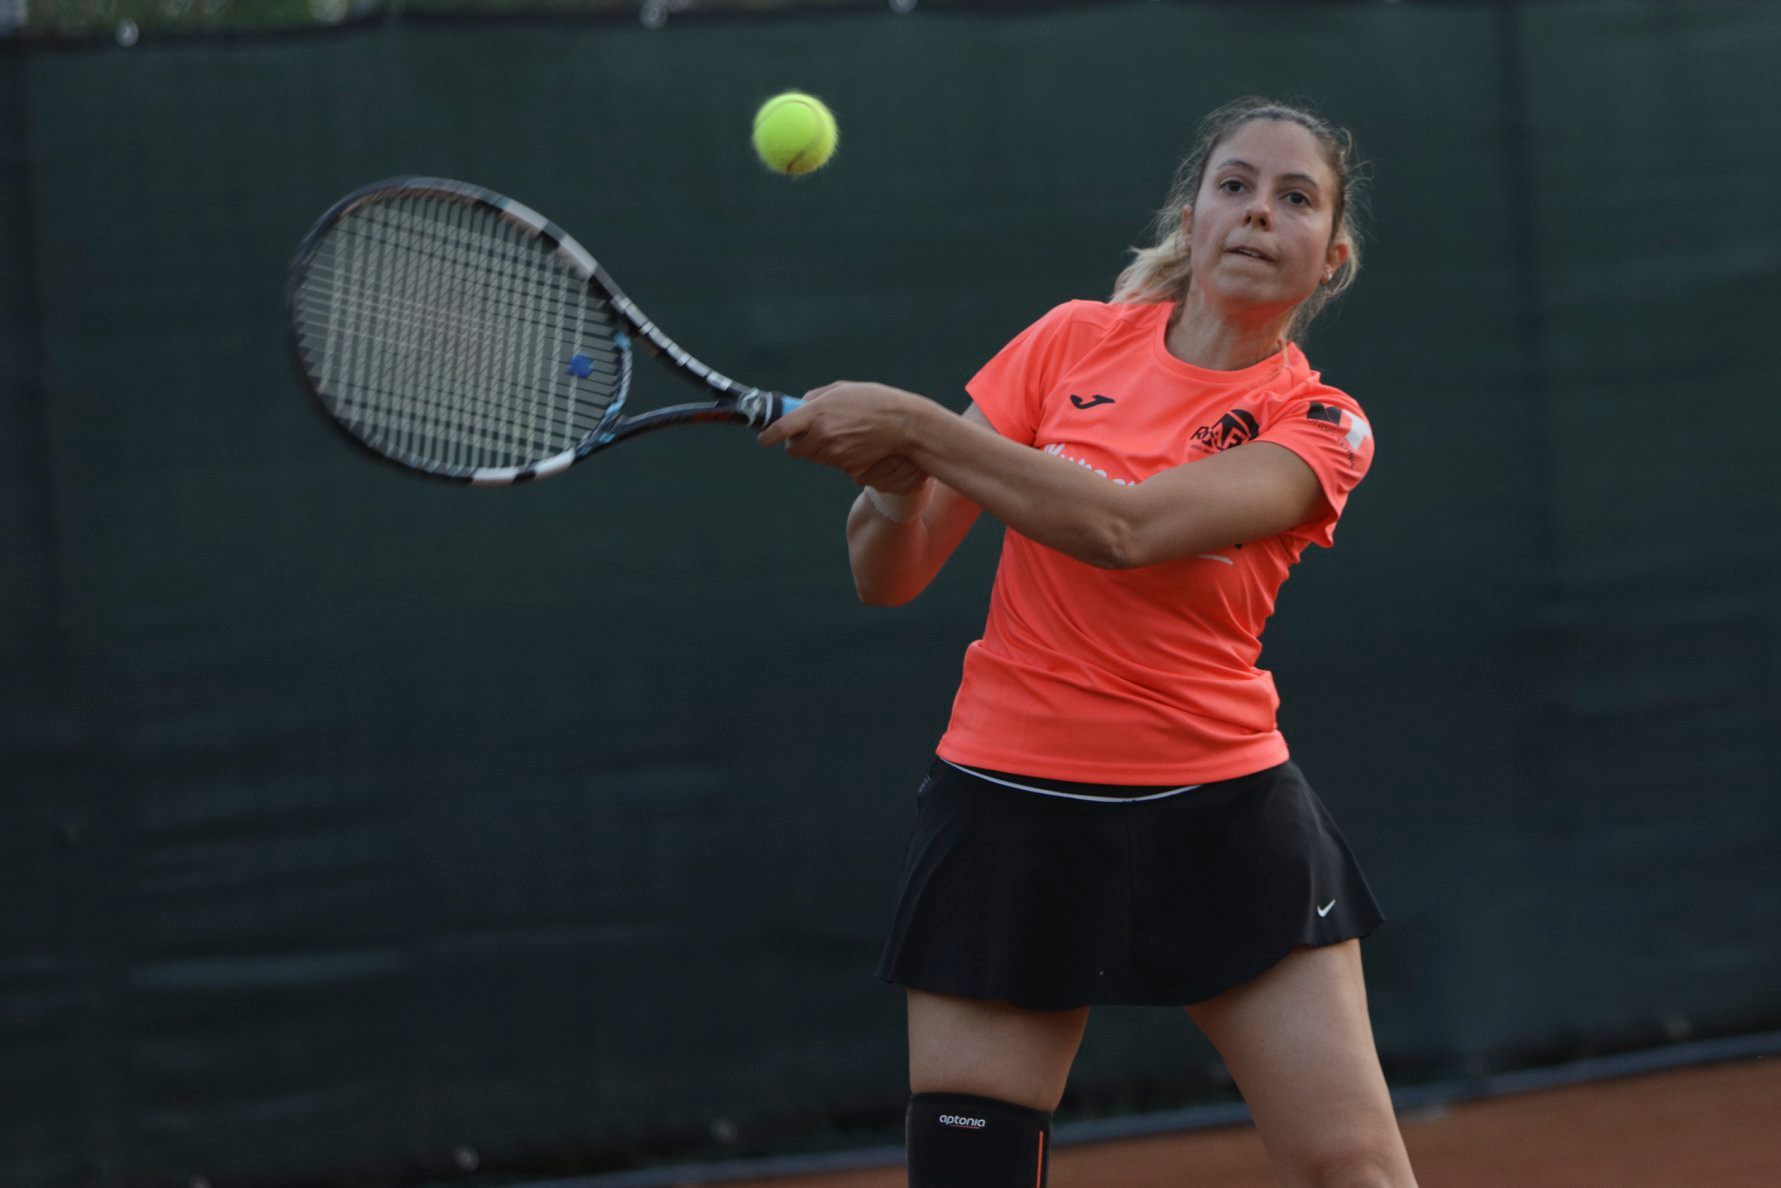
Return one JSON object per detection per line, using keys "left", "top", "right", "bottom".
{"left": 1220, "top": 178, "right": 1246, "bottom": 194}
{"left": 1284, "top": 191, "right": 1311, "bottom": 206}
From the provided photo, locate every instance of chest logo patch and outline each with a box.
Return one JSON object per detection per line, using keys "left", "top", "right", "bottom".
{"left": 1042, "top": 442, "right": 1135, "bottom": 486}
{"left": 1190, "top": 408, "right": 1259, "bottom": 454}
{"left": 1069, "top": 393, "right": 1116, "bottom": 410}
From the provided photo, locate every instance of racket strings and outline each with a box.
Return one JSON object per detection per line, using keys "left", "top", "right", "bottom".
{"left": 305, "top": 204, "right": 619, "bottom": 368}
{"left": 373, "top": 198, "right": 608, "bottom": 466}
{"left": 309, "top": 222, "right": 584, "bottom": 468}
{"left": 293, "top": 194, "right": 624, "bottom": 472}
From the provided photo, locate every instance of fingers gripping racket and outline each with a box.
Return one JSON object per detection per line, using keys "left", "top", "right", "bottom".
{"left": 286, "top": 177, "right": 803, "bottom": 485}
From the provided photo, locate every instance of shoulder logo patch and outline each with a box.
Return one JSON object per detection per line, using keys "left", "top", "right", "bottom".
{"left": 1307, "top": 402, "right": 1373, "bottom": 454}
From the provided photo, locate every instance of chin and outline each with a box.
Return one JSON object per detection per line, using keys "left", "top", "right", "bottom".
{"left": 1209, "top": 278, "right": 1296, "bottom": 309}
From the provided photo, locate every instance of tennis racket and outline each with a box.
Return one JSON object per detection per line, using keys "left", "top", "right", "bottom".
{"left": 286, "top": 176, "right": 802, "bottom": 486}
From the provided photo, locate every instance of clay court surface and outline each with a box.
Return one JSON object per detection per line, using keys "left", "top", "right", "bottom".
{"left": 724, "top": 1056, "right": 1779, "bottom": 1187}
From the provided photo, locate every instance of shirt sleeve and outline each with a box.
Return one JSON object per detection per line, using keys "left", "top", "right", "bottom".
{"left": 963, "top": 302, "right": 1084, "bottom": 445}
{"left": 1255, "top": 386, "right": 1375, "bottom": 548}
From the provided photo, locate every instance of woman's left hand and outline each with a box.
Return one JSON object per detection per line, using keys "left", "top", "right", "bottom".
{"left": 855, "top": 453, "right": 930, "bottom": 495}
{"left": 758, "top": 381, "right": 924, "bottom": 481}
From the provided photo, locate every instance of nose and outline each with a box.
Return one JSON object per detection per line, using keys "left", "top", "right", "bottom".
{"left": 1243, "top": 195, "right": 1272, "bottom": 228}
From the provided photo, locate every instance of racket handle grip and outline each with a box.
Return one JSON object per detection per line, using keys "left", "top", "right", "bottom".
{"left": 735, "top": 391, "right": 803, "bottom": 427}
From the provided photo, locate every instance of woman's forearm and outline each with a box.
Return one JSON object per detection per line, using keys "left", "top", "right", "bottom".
{"left": 846, "top": 490, "right": 934, "bottom": 605}
{"left": 762, "top": 384, "right": 1300, "bottom": 571}
{"left": 897, "top": 400, "right": 1148, "bottom": 569}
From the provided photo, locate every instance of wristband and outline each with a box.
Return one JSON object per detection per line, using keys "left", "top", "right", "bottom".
{"left": 865, "top": 479, "right": 933, "bottom": 524}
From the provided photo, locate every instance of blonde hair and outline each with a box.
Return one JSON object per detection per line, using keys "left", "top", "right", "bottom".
{"left": 1111, "top": 96, "right": 1365, "bottom": 343}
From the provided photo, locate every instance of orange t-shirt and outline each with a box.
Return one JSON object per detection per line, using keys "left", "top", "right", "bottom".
{"left": 934, "top": 300, "right": 1375, "bottom": 784}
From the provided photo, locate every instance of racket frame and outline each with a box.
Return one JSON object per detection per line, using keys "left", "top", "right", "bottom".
{"left": 286, "top": 176, "right": 801, "bottom": 486}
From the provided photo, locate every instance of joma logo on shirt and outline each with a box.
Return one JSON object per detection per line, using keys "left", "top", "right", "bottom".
{"left": 1190, "top": 408, "right": 1259, "bottom": 454}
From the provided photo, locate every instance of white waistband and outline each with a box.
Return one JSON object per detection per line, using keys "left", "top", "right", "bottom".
{"left": 941, "top": 759, "right": 1200, "bottom": 803}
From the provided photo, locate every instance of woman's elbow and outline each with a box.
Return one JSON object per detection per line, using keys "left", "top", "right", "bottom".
{"left": 856, "top": 586, "right": 919, "bottom": 607}
{"left": 852, "top": 572, "right": 919, "bottom": 607}
{"left": 1082, "top": 515, "right": 1214, "bottom": 570}
{"left": 1081, "top": 517, "right": 1144, "bottom": 570}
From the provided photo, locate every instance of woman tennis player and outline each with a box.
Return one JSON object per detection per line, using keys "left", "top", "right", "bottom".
{"left": 761, "top": 96, "right": 1417, "bottom": 1188}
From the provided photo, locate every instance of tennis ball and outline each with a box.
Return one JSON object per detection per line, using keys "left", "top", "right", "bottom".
{"left": 752, "top": 91, "right": 838, "bottom": 176}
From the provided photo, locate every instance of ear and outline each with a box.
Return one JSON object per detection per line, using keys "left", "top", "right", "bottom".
{"left": 1325, "top": 236, "right": 1351, "bottom": 278}
{"left": 1179, "top": 204, "right": 1194, "bottom": 247}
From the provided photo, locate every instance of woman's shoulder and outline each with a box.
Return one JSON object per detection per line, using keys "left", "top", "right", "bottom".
{"left": 1012, "top": 299, "right": 1166, "bottom": 356}
{"left": 1271, "top": 346, "right": 1366, "bottom": 414}
{"left": 1039, "top": 298, "right": 1169, "bottom": 330}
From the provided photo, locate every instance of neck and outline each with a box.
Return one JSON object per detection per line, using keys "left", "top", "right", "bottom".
{"left": 1166, "top": 287, "right": 1291, "bottom": 371}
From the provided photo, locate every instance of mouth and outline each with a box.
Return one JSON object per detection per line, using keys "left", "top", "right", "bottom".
{"left": 1227, "top": 245, "right": 1275, "bottom": 263}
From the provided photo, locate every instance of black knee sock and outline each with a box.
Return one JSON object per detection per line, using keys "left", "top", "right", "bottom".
{"left": 906, "top": 1092, "right": 1051, "bottom": 1187}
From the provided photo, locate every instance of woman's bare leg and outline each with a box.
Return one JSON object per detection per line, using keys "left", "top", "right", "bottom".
{"left": 1186, "top": 942, "right": 1416, "bottom": 1188}
{"left": 907, "top": 988, "right": 1089, "bottom": 1111}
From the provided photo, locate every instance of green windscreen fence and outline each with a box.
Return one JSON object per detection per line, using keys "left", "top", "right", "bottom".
{"left": 3, "top": 2, "right": 1778, "bottom": 1185}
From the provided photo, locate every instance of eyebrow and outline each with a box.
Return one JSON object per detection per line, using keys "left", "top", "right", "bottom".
{"left": 1214, "top": 158, "right": 1324, "bottom": 191}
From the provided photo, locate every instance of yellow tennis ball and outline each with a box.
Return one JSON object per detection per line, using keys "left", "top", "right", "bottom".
{"left": 752, "top": 91, "right": 838, "bottom": 176}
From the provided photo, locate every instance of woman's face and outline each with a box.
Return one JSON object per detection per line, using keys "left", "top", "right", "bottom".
{"left": 1185, "top": 118, "right": 1347, "bottom": 317}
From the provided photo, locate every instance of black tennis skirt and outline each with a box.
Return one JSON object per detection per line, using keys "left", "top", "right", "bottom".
{"left": 876, "top": 757, "right": 1385, "bottom": 1010}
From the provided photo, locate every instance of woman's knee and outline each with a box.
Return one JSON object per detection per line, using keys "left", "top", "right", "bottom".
{"left": 1294, "top": 1138, "right": 1414, "bottom": 1188}
{"left": 906, "top": 1092, "right": 1052, "bottom": 1188}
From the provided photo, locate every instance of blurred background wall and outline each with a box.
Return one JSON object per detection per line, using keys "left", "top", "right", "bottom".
{"left": 2, "top": 1, "right": 1778, "bottom": 1185}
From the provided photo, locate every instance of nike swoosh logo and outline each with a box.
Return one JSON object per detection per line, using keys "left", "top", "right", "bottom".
{"left": 1317, "top": 900, "right": 1336, "bottom": 917}
{"left": 1070, "top": 394, "right": 1115, "bottom": 410}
